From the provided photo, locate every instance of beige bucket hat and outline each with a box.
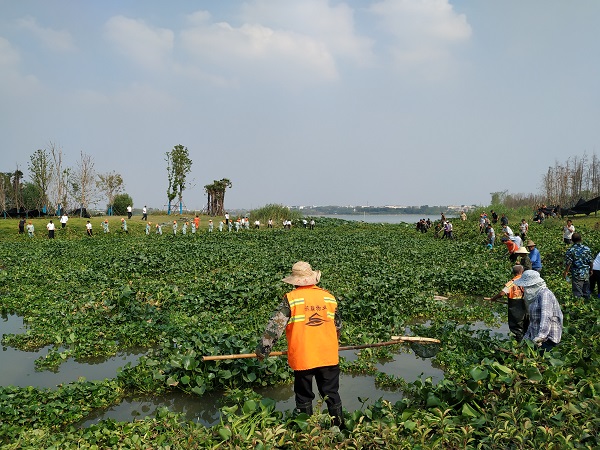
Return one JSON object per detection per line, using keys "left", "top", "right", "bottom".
{"left": 514, "top": 247, "right": 530, "bottom": 254}
{"left": 282, "top": 261, "right": 321, "bottom": 286}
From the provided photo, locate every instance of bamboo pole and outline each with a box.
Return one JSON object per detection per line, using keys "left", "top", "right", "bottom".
{"left": 202, "top": 336, "right": 441, "bottom": 361}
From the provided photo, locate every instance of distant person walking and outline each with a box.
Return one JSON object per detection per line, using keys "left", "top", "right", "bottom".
{"left": 519, "top": 219, "right": 529, "bottom": 241}
{"left": 564, "top": 232, "right": 593, "bottom": 299}
{"left": 127, "top": 205, "right": 132, "bottom": 219}
{"left": 46, "top": 220, "right": 55, "bottom": 239}
{"left": 563, "top": 219, "right": 575, "bottom": 245}
{"left": 142, "top": 206, "right": 148, "bottom": 221}
{"left": 18, "top": 218, "right": 26, "bottom": 234}
{"left": 526, "top": 240, "right": 542, "bottom": 272}
{"left": 26, "top": 221, "right": 34, "bottom": 237}
{"left": 591, "top": 250, "right": 600, "bottom": 298}
{"left": 86, "top": 220, "right": 93, "bottom": 236}
{"left": 60, "top": 213, "right": 69, "bottom": 229}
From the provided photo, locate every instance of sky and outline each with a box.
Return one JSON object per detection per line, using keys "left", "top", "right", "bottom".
{"left": 1, "top": 0, "right": 599, "bottom": 211}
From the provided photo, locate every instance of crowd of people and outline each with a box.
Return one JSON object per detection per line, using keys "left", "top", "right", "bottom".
{"left": 18, "top": 212, "right": 316, "bottom": 239}
{"left": 481, "top": 211, "right": 600, "bottom": 355}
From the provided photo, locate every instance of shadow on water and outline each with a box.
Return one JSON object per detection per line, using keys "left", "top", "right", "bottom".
{"left": 0, "top": 313, "right": 144, "bottom": 388}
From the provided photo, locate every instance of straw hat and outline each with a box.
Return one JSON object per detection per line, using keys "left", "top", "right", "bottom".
{"left": 526, "top": 240, "right": 536, "bottom": 247}
{"left": 282, "top": 261, "right": 321, "bottom": 286}
{"left": 514, "top": 270, "right": 544, "bottom": 287}
{"left": 515, "top": 247, "right": 529, "bottom": 255}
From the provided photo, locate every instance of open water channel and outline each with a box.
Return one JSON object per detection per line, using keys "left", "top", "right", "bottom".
{"left": 1, "top": 307, "right": 508, "bottom": 427}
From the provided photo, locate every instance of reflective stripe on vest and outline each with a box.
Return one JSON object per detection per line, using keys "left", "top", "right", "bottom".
{"left": 285, "top": 286, "right": 339, "bottom": 371}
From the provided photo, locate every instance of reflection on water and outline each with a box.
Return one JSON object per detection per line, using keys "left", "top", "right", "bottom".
{"left": 374, "top": 346, "right": 444, "bottom": 384}
{"left": 79, "top": 390, "right": 225, "bottom": 428}
{"left": 1, "top": 313, "right": 144, "bottom": 388}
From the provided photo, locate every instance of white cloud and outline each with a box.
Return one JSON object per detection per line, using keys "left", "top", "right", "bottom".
{"left": 369, "top": 0, "right": 472, "bottom": 72}
{"left": 0, "top": 37, "right": 39, "bottom": 95}
{"left": 238, "top": 0, "right": 375, "bottom": 66}
{"left": 180, "top": 20, "right": 338, "bottom": 83}
{"left": 104, "top": 16, "right": 174, "bottom": 69}
{"left": 16, "top": 16, "right": 76, "bottom": 52}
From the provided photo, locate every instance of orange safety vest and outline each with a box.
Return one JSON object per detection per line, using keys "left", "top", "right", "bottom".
{"left": 285, "top": 285, "right": 339, "bottom": 371}
{"left": 505, "top": 275, "right": 524, "bottom": 300}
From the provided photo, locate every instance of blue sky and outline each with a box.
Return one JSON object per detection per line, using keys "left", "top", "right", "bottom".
{"left": 1, "top": 0, "right": 599, "bottom": 211}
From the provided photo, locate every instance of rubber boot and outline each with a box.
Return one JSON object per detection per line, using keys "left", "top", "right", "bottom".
{"left": 328, "top": 403, "right": 345, "bottom": 430}
{"left": 295, "top": 402, "right": 313, "bottom": 416}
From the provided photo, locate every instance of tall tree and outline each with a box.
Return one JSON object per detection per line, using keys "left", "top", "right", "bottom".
{"left": 71, "top": 151, "right": 96, "bottom": 216}
{"left": 11, "top": 168, "right": 24, "bottom": 211}
{"left": 28, "top": 148, "right": 54, "bottom": 213}
{"left": 0, "top": 173, "right": 9, "bottom": 215}
{"left": 96, "top": 171, "right": 124, "bottom": 216}
{"left": 204, "top": 178, "right": 232, "bottom": 216}
{"left": 165, "top": 145, "right": 192, "bottom": 215}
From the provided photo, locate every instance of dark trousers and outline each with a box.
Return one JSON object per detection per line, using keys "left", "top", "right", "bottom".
{"left": 590, "top": 270, "right": 600, "bottom": 297}
{"left": 572, "top": 278, "right": 591, "bottom": 299}
{"left": 507, "top": 298, "right": 529, "bottom": 342}
{"left": 294, "top": 365, "right": 341, "bottom": 411}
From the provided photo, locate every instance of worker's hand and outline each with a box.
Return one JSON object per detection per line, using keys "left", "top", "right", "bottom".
{"left": 255, "top": 349, "right": 265, "bottom": 361}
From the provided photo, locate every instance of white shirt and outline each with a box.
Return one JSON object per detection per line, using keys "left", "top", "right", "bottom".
{"left": 60, "top": 215, "right": 68, "bottom": 224}
{"left": 563, "top": 225, "right": 575, "bottom": 239}
{"left": 593, "top": 252, "right": 600, "bottom": 271}
{"left": 47, "top": 222, "right": 55, "bottom": 230}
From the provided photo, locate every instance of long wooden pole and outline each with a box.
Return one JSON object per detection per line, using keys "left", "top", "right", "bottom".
{"left": 202, "top": 336, "right": 441, "bottom": 361}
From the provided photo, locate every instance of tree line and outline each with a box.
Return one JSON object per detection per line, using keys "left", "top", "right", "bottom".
{"left": 492, "top": 152, "right": 600, "bottom": 210}
{"left": 1, "top": 143, "right": 231, "bottom": 217}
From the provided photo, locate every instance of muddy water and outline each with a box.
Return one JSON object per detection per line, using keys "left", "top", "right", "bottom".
{"left": 0, "top": 313, "right": 143, "bottom": 388}
{"left": 80, "top": 346, "right": 444, "bottom": 428}
{"left": 2, "top": 310, "right": 504, "bottom": 428}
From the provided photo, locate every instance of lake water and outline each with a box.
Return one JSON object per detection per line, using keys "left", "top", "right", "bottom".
{"left": 317, "top": 214, "right": 457, "bottom": 224}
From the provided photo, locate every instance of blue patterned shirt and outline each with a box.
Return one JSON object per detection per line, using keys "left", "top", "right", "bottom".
{"left": 565, "top": 243, "right": 593, "bottom": 280}
{"left": 524, "top": 288, "right": 563, "bottom": 344}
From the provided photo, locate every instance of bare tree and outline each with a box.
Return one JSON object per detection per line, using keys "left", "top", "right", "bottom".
{"left": 71, "top": 151, "right": 96, "bottom": 216}
{"left": 28, "top": 148, "right": 54, "bottom": 212}
{"left": 0, "top": 174, "right": 7, "bottom": 215}
{"left": 96, "top": 171, "right": 124, "bottom": 215}
{"left": 49, "top": 142, "right": 70, "bottom": 215}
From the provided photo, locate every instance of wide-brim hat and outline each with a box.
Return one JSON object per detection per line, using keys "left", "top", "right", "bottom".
{"left": 526, "top": 240, "right": 536, "bottom": 247}
{"left": 514, "top": 270, "right": 544, "bottom": 287}
{"left": 515, "top": 247, "right": 529, "bottom": 255}
{"left": 282, "top": 261, "right": 321, "bottom": 286}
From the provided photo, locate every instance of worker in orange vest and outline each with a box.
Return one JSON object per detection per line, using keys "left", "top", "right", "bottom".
{"left": 501, "top": 235, "right": 519, "bottom": 263}
{"left": 485, "top": 265, "right": 528, "bottom": 342}
{"left": 255, "top": 261, "right": 344, "bottom": 428}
